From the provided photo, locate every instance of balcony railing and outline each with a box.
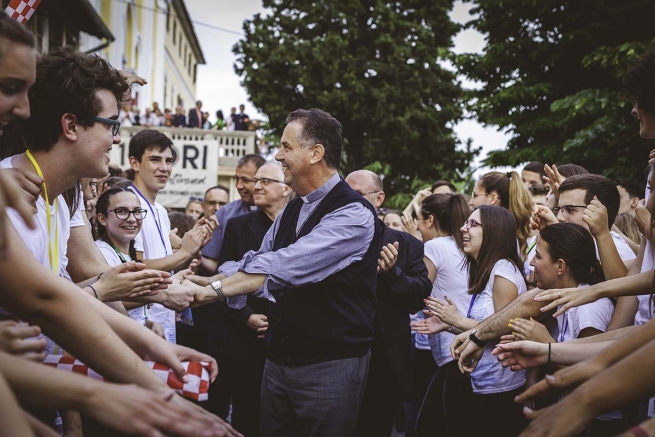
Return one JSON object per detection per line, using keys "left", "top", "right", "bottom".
{"left": 116, "top": 126, "right": 257, "bottom": 168}
{"left": 109, "top": 126, "right": 258, "bottom": 208}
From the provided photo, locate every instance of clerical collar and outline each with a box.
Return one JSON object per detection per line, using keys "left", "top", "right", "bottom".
{"left": 300, "top": 172, "right": 340, "bottom": 204}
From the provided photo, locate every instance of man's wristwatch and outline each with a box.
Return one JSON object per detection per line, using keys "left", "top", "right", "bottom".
{"left": 468, "top": 330, "right": 487, "bottom": 348}
{"left": 210, "top": 280, "right": 226, "bottom": 303}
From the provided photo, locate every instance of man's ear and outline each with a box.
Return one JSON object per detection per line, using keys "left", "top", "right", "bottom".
{"left": 129, "top": 156, "right": 140, "bottom": 172}
{"left": 61, "top": 113, "right": 78, "bottom": 141}
{"left": 309, "top": 144, "right": 325, "bottom": 165}
{"left": 375, "top": 191, "right": 386, "bottom": 209}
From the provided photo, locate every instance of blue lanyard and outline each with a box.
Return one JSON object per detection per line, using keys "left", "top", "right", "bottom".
{"left": 131, "top": 185, "right": 167, "bottom": 252}
{"left": 558, "top": 315, "right": 569, "bottom": 343}
{"left": 466, "top": 294, "right": 478, "bottom": 319}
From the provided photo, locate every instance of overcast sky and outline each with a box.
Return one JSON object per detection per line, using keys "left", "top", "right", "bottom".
{"left": 185, "top": 0, "right": 515, "bottom": 174}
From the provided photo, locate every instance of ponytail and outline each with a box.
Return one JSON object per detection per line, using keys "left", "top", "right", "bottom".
{"left": 507, "top": 171, "right": 533, "bottom": 258}
{"left": 479, "top": 171, "right": 533, "bottom": 257}
{"left": 420, "top": 193, "right": 469, "bottom": 251}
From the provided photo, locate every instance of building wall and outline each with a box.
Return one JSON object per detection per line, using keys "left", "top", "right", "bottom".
{"left": 80, "top": 0, "right": 202, "bottom": 113}
{"left": 163, "top": 0, "right": 200, "bottom": 111}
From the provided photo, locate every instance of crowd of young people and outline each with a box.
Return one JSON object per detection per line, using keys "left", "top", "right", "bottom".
{"left": 2, "top": 6, "right": 655, "bottom": 437}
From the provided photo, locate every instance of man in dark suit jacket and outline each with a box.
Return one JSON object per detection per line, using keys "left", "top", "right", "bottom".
{"left": 346, "top": 170, "right": 432, "bottom": 437}
{"left": 188, "top": 100, "right": 203, "bottom": 128}
{"left": 215, "top": 163, "right": 290, "bottom": 437}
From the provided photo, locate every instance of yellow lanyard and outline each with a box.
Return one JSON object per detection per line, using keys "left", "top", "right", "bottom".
{"left": 25, "top": 150, "right": 59, "bottom": 274}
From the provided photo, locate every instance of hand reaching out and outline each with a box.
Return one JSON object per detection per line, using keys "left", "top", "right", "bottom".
{"left": 411, "top": 315, "right": 449, "bottom": 335}
{"left": 425, "top": 296, "right": 462, "bottom": 327}
{"left": 492, "top": 340, "right": 549, "bottom": 371}
{"left": 0, "top": 321, "right": 46, "bottom": 362}
{"left": 508, "top": 318, "right": 555, "bottom": 343}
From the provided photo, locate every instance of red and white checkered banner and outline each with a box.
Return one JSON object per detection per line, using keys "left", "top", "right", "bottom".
{"left": 5, "top": 0, "right": 42, "bottom": 25}
{"left": 43, "top": 355, "right": 210, "bottom": 401}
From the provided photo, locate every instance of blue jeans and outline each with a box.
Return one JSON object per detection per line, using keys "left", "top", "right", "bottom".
{"left": 260, "top": 354, "right": 370, "bottom": 437}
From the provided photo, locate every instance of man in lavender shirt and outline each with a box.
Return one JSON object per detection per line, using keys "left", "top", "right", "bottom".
{"left": 185, "top": 108, "right": 382, "bottom": 437}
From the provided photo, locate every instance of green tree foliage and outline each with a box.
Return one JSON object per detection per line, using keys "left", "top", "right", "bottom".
{"left": 458, "top": 0, "right": 655, "bottom": 181}
{"left": 233, "top": 0, "right": 477, "bottom": 207}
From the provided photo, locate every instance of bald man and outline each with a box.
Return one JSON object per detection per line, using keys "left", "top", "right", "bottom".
{"left": 345, "top": 170, "right": 431, "bottom": 437}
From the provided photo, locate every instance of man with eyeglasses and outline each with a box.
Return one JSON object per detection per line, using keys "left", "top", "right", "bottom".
{"left": 201, "top": 185, "right": 230, "bottom": 219}
{"left": 200, "top": 153, "right": 266, "bottom": 275}
{"left": 216, "top": 162, "right": 291, "bottom": 435}
{"left": 198, "top": 153, "right": 264, "bottom": 416}
{"left": 345, "top": 169, "right": 431, "bottom": 437}
{"left": 534, "top": 174, "right": 636, "bottom": 274}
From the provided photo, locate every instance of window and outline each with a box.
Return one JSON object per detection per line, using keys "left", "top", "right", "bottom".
{"left": 172, "top": 21, "right": 176, "bottom": 44}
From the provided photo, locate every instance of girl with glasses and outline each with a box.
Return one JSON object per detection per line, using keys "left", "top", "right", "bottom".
{"left": 427, "top": 205, "right": 528, "bottom": 435}
{"left": 94, "top": 188, "right": 163, "bottom": 336}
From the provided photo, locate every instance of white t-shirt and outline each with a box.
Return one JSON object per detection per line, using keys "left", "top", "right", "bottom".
{"left": 0, "top": 156, "right": 75, "bottom": 355}
{"left": 607, "top": 230, "right": 637, "bottom": 264}
{"left": 424, "top": 236, "right": 469, "bottom": 366}
{"left": 636, "top": 176, "right": 655, "bottom": 325}
{"left": 469, "top": 259, "right": 527, "bottom": 394}
{"left": 95, "top": 240, "right": 149, "bottom": 327}
{"left": 557, "top": 286, "right": 613, "bottom": 342}
{"left": 1, "top": 156, "right": 72, "bottom": 279}
{"left": 130, "top": 186, "right": 176, "bottom": 343}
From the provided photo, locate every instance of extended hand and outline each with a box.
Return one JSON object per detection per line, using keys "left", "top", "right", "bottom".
{"left": 411, "top": 315, "right": 449, "bottom": 335}
{"left": 492, "top": 340, "right": 548, "bottom": 371}
{"left": 425, "top": 296, "right": 462, "bottom": 327}
{"left": 95, "top": 262, "right": 169, "bottom": 302}
{"left": 508, "top": 318, "right": 555, "bottom": 343}
{"left": 0, "top": 321, "right": 46, "bottom": 362}
{"left": 157, "top": 280, "right": 194, "bottom": 311}
{"left": 534, "top": 287, "right": 599, "bottom": 317}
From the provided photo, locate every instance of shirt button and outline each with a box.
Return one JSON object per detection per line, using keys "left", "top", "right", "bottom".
{"left": 277, "top": 316, "right": 283, "bottom": 322}
{"left": 279, "top": 292, "right": 284, "bottom": 298}
{"left": 286, "top": 356, "right": 291, "bottom": 362}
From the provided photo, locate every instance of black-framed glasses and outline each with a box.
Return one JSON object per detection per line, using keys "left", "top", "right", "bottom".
{"left": 106, "top": 208, "right": 147, "bottom": 220}
{"left": 93, "top": 116, "right": 121, "bottom": 136}
{"left": 254, "top": 177, "right": 285, "bottom": 186}
{"left": 463, "top": 219, "right": 483, "bottom": 231}
{"left": 552, "top": 204, "right": 587, "bottom": 217}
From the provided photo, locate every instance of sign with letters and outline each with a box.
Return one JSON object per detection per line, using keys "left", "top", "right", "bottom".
{"left": 109, "top": 131, "right": 219, "bottom": 208}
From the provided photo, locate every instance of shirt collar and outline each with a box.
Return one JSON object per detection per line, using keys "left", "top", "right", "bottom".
{"left": 300, "top": 172, "right": 340, "bottom": 204}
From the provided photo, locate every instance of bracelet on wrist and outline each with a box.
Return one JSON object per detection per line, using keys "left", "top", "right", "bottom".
{"left": 87, "top": 284, "right": 99, "bottom": 299}
{"left": 548, "top": 342, "right": 552, "bottom": 365}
